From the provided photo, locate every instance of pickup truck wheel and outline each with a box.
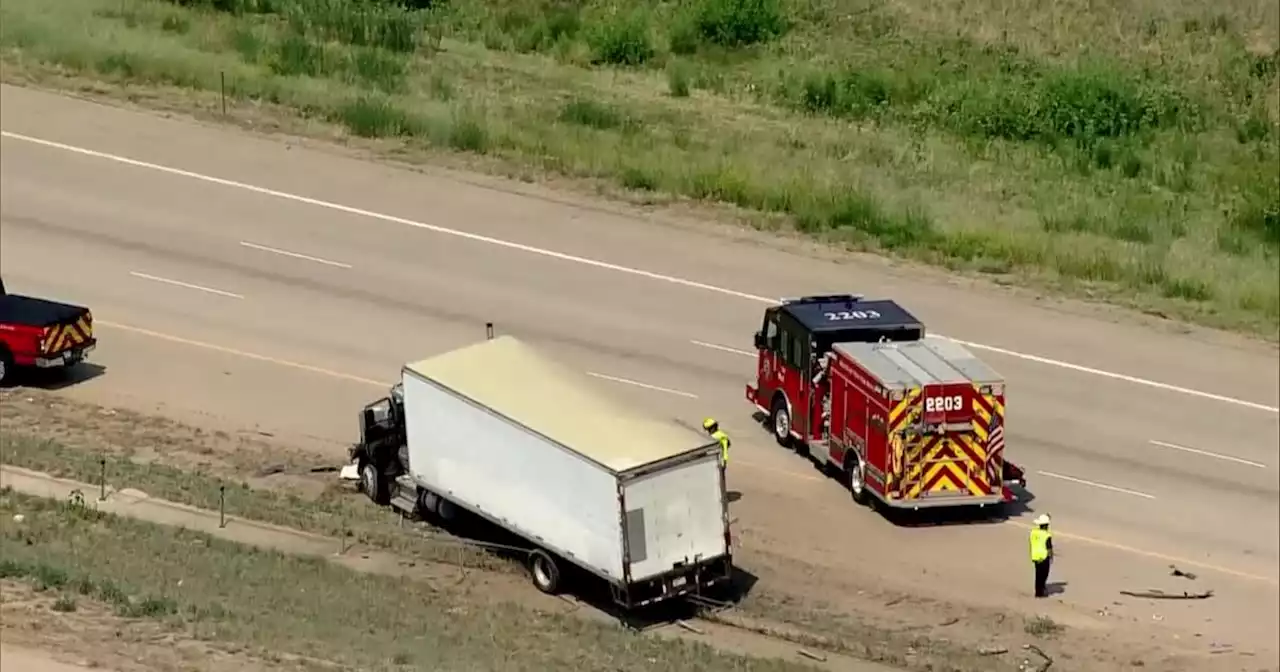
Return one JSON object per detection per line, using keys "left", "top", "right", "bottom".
{"left": 359, "top": 462, "right": 389, "bottom": 505}
{"left": 769, "top": 398, "right": 792, "bottom": 448}
{"left": 848, "top": 456, "right": 869, "bottom": 506}
{"left": 0, "top": 349, "right": 12, "bottom": 387}
{"left": 529, "top": 549, "right": 561, "bottom": 595}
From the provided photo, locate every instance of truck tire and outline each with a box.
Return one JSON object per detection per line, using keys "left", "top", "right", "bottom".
{"left": 0, "top": 348, "right": 11, "bottom": 387}
{"left": 417, "top": 489, "right": 440, "bottom": 517}
{"left": 769, "top": 396, "right": 792, "bottom": 448}
{"left": 847, "top": 454, "right": 869, "bottom": 506}
{"left": 528, "top": 549, "right": 561, "bottom": 595}
{"left": 359, "top": 461, "right": 389, "bottom": 505}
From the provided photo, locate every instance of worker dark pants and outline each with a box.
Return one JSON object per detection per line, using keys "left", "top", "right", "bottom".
{"left": 1033, "top": 559, "right": 1051, "bottom": 597}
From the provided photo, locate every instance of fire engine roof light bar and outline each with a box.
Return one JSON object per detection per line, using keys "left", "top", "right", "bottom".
{"left": 780, "top": 293, "right": 866, "bottom": 305}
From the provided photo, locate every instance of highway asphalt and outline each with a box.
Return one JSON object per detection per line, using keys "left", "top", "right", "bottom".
{"left": 2, "top": 84, "right": 1276, "bottom": 660}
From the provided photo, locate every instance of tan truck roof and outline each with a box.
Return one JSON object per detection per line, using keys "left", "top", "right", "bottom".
{"left": 403, "top": 336, "right": 714, "bottom": 472}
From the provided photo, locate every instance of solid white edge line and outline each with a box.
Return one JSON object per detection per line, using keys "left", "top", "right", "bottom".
{"left": 239, "top": 241, "right": 352, "bottom": 269}
{"left": 6, "top": 130, "right": 1275, "bottom": 415}
{"left": 129, "top": 271, "right": 244, "bottom": 299}
{"left": 1148, "top": 440, "right": 1268, "bottom": 469}
{"left": 690, "top": 340, "right": 754, "bottom": 357}
{"left": 586, "top": 371, "right": 699, "bottom": 399}
{"left": 1036, "top": 470, "right": 1157, "bottom": 499}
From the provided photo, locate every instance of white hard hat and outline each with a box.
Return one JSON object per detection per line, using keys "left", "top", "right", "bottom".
{"left": 1033, "top": 514, "right": 1051, "bottom": 526}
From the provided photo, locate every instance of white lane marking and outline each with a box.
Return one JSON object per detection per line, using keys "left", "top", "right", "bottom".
{"left": 240, "top": 241, "right": 352, "bottom": 269}
{"left": 586, "top": 371, "right": 699, "bottom": 399}
{"left": 947, "top": 338, "right": 1278, "bottom": 414}
{"left": 1148, "top": 440, "right": 1268, "bottom": 469}
{"left": 129, "top": 271, "right": 243, "bottom": 299}
{"left": 5, "top": 130, "right": 1275, "bottom": 415}
{"left": 690, "top": 340, "right": 754, "bottom": 357}
{"left": 1036, "top": 470, "right": 1157, "bottom": 500}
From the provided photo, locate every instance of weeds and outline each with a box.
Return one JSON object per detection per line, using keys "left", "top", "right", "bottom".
{"left": 1024, "top": 615, "right": 1064, "bottom": 637}
{"left": 587, "top": 9, "right": 654, "bottom": 66}
{"left": 2, "top": 0, "right": 1277, "bottom": 334}
{"left": 0, "top": 489, "right": 815, "bottom": 671}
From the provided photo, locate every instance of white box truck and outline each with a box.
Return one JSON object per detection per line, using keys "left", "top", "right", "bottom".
{"left": 341, "top": 334, "right": 734, "bottom": 608}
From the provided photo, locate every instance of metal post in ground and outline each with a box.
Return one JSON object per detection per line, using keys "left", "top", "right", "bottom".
{"left": 486, "top": 322, "right": 494, "bottom": 340}
{"left": 220, "top": 72, "right": 226, "bottom": 117}
{"left": 219, "top": 484, "right": 226, "bottom": 528}
{"left": 98, "top": 458, "right": 106, "bottom": 501}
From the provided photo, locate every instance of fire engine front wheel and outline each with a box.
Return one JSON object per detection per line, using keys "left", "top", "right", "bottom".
{"left": 769, "top": 397, "right": 792, "bottom": 448}
{"left": 529, "top": 549, "right": 562, "bottom": 595}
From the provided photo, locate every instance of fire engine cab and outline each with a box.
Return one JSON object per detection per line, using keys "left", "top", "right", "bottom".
{"left": 745, "top": 294, "right": 1026, "bottom": 511}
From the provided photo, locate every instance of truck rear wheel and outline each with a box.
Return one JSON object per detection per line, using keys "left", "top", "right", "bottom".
{"left": 359, "top": 462, "right": 389, "bottom": 505}
{"left": 847, "top": 455, "right": 869, "bottom": 506}
{"left": 0, "top": 348, "right": 12, "bottom": 387}
{"left": 769, "top": 397, "right": 792, "bottom": 448}
{"left": 529, "top": 549, "right": 561, "bottom": 595}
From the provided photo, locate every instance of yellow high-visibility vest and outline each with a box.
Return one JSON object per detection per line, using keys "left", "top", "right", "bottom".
{"left": 711, "top": 430, "right": 730, "bottom": 463}
{"left": 1029, "top": 528, "right": 1052, "bottom": 562}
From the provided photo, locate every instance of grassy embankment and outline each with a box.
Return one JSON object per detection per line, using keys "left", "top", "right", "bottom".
{"left": 0, "top": 0, "right": 1277, "bottom": 335}
{"left": 0, "top": 488, "right": 822, "bottom": 672}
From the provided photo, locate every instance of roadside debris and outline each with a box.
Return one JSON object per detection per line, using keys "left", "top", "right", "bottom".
{"left": 978, "top": 645, "right": 1009, "bottom": 655}
{"left": 1169, "top": 565, "right": 1198, "bottom": 580}
{"left": 1020, "top": 643, "right": 1053, "bottom": 671}
{"left": 1120, "top": 589, "right": 1213, "bottom": 600}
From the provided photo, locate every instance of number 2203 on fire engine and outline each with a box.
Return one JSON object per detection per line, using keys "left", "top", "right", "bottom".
{"left": 823, "top": 310, "right": 881, "bottom": 321}
{"left": 924, "top": 395, "right": 964, "bottom": 413}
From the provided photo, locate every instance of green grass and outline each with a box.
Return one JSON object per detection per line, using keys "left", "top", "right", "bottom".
{"left": 0, "top": 0, "right": 1277, "bottom": 336}
{"left": 1, "top": 431, "right": 511, "bottom": 571}
{"left": 0, "top": 489, "right": 816, "bottom": 671}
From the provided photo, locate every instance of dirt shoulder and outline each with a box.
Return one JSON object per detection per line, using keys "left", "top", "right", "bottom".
{"left": 0, "top": 466, "right": 896, "bottom": 672}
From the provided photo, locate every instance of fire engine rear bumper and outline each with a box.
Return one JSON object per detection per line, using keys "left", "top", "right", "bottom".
{"left": 881, "top": 493, "right": 1008, "bottom": 509}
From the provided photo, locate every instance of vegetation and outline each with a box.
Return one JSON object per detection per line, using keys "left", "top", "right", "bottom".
{"left": 0, "top": 0, "right": 1276, "bottom": 334}
{"left": 0, "top": 488, "right": 817, "bottom": 672}
{"left": 1, "top": 431, "right": 510, "bottom": 570}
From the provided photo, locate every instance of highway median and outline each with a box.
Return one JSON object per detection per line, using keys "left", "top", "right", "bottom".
{"left": 0, "top": 0, "right": 1275, "bottom": 336}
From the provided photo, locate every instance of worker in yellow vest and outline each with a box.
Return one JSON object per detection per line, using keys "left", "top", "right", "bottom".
{"left": 703, "top": 418, "right": 731, "bottom": 465}
{"left": 1029, "top": 514, "right": 1054, "bottom": 598}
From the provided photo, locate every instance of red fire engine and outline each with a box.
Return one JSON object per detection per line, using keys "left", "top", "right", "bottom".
{"left": 745, "top": 294, "right": 1026, "bottom": 511}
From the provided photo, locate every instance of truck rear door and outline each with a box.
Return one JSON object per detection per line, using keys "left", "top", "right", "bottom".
{"left": 621, "top": 450, "right": 727, "bottom": 583}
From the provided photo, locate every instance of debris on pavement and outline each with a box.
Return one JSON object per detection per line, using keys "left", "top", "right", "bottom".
{"left": 1169, "top": 565, "right": 1198, "bottom": 580}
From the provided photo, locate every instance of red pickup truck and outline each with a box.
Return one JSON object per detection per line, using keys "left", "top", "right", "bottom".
{"left": 0, "top": 277, "right": 97, "bottom": 385}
